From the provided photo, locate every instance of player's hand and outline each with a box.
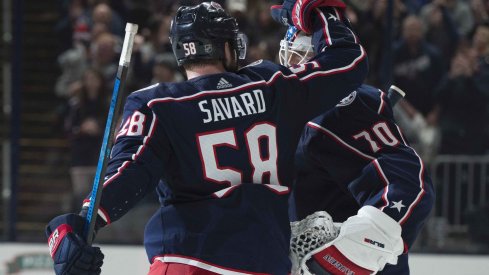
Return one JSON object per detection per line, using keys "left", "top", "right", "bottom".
{"left": 304, "top": 206, "right": 403, "bottom": 275}
{"left": 271, "top": 0, "right": 347, "bottom": 33}
{"left": 270, "top": 0, "right": 296, "bottom": 26}
{"left": 46, "top": 213, "right": 104, "bottom": 275}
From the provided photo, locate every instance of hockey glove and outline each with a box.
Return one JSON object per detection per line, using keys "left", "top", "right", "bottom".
{"left": 271, "top": 0, "right": 346, "bottom": 33}
{"left": 291, "top": 206, "right": 403, "bottom": 275}
{"left": 46, "top": 213, "right": 104, "bottom": 275}
{"left": 271, "top": 0, "right": 296, "bottom": 26}
{"left": 290, "top": 211, "right": 340, "bottom": 275}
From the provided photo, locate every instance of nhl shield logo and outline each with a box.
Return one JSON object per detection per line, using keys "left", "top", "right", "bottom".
{"left": 336, "top": 91, "right": 357, "bottom": 107}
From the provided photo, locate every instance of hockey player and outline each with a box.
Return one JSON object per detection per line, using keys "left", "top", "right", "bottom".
{"left": 280, "top": 28, "right": 435, "bottom": 274}
{"left": 46, "top": 1, "right": 369, "bottom": 274}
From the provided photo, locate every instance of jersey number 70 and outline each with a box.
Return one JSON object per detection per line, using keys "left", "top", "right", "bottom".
{"left": 196, "top": 122, "right": 279, "bottom": 186}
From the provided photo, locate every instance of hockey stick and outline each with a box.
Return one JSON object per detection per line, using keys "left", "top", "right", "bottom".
{"left": 387, "top": 85, "right": 406, "bottom": 107}
{"left": 84, "top": 23, "right": 138, "bottom": 244}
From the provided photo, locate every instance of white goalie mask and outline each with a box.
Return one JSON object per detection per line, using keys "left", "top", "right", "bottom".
{"left": 279, "top": 26, "right": 314, "bottom": 67}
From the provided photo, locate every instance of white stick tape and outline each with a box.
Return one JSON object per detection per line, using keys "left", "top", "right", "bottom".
{"left": 389, "top": 85, "right": 406, "bottom": 98}
{"left": 119, "top": 23, "right": 139, "bottom": 66}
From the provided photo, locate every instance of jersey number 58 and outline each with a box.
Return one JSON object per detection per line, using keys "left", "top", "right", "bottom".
{"left": 196, "top": 122, "right": 279, "bottom": 186}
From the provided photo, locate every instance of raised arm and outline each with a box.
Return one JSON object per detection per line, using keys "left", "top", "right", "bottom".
{"left": 269, "top": 1, "right": 369, "bottom": 121}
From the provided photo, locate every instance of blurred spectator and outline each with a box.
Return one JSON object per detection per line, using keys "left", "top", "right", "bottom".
{"left": 90, "top": 32, "right": 120, "bottom": 80}
{"left": 434, "top": 47, "right": 487, "bottom": 154}
{"left": 420, "top": 0, "right": 460, "bottom": 66}
{"left": 393, "top": 15, "right": 444, "bottom": 116}
{"left": 131, "top": 16, "right": 173, "bottom": 86}
{"left": 55, "top": 42, "right": 89, "bottom": 98}
{"left": 91, "top": 3, "right": 125, "bottom": 37}
{"left": 391, "top": 15, "right": 444, "bottom": 162}
{"left": 421, "top": 0, "right": 475, "bottom": 37}
{"left": 63, "top": 68, "right": 108, "bottom": 209}
{"left": 351, "top": 0, "right": 408, "bottom": 85}
{"left": 248, "top": 2, "right": 284, "bottom": 62}
{"left": 151, "top": 53, "right": 183, "bottom": 84}
{"left": 55, "top": 31, "right": 119, "bottom": 98}
{"left": 55, "top": 0, "right": 91, "bottom": 53}
{"left": 404, "top": 0, "right": 432, "bottom": 13}
{"left": 470, "top": 0, "right": 489, "bottom": 25}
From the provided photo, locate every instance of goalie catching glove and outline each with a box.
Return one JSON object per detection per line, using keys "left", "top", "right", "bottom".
{"left": 290, "top": 206, "right": 403, "bottom": 275}
{"left": 271, "top": 0, "right": 346, "bottom": 34}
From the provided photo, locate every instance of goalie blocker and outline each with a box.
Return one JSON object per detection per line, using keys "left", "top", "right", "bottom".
{"left": 291, "top": 206, "right": 403, "bottom": 275}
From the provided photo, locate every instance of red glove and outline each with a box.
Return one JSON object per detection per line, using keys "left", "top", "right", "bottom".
{"left": 292, "top": 0, "right": 346, "bottom": 34}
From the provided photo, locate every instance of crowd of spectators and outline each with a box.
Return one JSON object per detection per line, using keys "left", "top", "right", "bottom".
{"left": 52, "top": 0, "right": 489, "bottom": 242}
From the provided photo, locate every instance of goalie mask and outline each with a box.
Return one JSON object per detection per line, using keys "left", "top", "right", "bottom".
{"left": 279, "top": 26, "right": 314, "bottom": 67}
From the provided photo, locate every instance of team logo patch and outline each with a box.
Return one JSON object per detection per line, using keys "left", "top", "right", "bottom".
{"left": 336, "top": 91, "right": 357, "bottom": 107}
{"left": 204, "top": 44, "right": 213, "bottom": 53}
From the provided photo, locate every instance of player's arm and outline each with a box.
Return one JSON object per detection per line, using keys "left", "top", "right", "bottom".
{"left": 342, "top": 87, "right": 435, "bottom": 249}
{"left": 46, "top": 92, "right": 167, "bottom": 275}
{"left": 79, "top": 92, "right": 167, "bottom": 228}
{"left": 272, "top": 1, "right": 369, "bottom": 121}
{"left": 348, "top": 148, "right": 435, "bottom": 249}
{"left": 292, "top": 126, "right": 404, "bottom": 275}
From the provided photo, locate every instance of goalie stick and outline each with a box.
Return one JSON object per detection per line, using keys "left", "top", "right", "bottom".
{"left": 386, "top": 85, "right": 406, "bottom": 107}
{"left": 84, "top": 23, "right": 138, "bottom": 244}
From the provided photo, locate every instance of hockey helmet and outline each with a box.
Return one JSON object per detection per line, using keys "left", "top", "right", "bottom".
{"left": 170, "top": 2, "right": 247, "bottom": 66}
{"left": 279, "top": 25, "right": 314, "bottom": 67}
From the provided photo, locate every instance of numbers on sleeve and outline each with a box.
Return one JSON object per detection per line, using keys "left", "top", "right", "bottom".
{"left": 196, "top": 122, "right": 280, "bottom": 186}
{"left": 116, "top": 111, "right": 146, "bottom": 139}
{"left": 353, "top": 122, "right": 399, "bottom": 153}
{"left": 353, "top": 131, "right": 380, "bottom": 153}
{"left": 372, "top": 122, "right": 399, "bottom": 146}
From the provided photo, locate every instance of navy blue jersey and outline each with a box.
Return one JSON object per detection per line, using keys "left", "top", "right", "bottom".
{"left": 82, "top": 8, "right": 368, "bottom": 274}
{"left": 294, "top": 84, "right": 435, "bottom": 274}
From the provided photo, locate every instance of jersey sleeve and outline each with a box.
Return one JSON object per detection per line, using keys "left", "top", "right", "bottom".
{"left": 294, "top": 7, "right": 368, "bottom": 120}
{"left": 241, "top": 7, "right": 368, "bottom": 123}
{"left": 81, "top": 92, "right": 168, "bottom": 228}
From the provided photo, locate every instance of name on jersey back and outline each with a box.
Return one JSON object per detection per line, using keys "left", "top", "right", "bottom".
{"left": 198, "top": 89, "right": 266, "bottom": 123}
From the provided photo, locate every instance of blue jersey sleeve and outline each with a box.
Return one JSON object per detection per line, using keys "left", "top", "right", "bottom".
{"left": 240, "top": 7, "right": 368, "bottom": 124}
{"left": 296, "top": 86, "right": 435, "bottom": 249}
{"left": 82, "top": 91, "right": 168, "bottom": 227}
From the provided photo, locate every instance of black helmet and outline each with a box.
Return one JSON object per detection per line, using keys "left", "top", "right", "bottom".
{"left": 170, "top": 1, "right": 247, "bottom": 67}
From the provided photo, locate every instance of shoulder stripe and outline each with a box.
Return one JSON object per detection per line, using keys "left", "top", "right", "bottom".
{"left": 396, "top": 125, "right": 426, "bottom": 225}
{"left": 134, "top": 83, "right": 159, "bottom": 93}
{"left": 102, "top": 113, "right": 158, "bottom": 188}
{"left": 378, "top": 89, "right": 386, "bottom": 114}
{"left": 307, "top": 122, "right": 375, "bottom": 161}
{"left": 299, "top": 46, "right": 366, "bottom": 81}
{"left": 147, "top": 47, "right": 366, "bottom": 106}
{"left": 373, "top": 159, "right": 390, "bottom": 210}
{"left": 316, "top": 8, "right": 332, "bottom": 47}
